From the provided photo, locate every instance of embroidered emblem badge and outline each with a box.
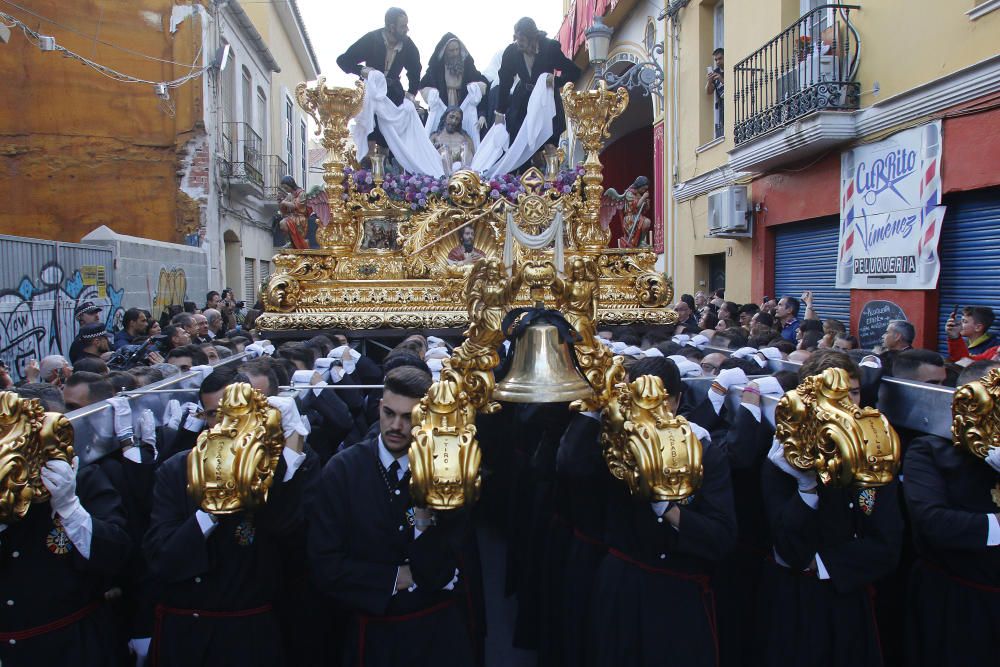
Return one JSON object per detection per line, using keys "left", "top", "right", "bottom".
{"left": 46, "top": 517, "right": 73, "bottom": 555}
{"left": 234, "top": 516, "right": 256, "bottom": 546}
{"left": 676, "top": 494, "right": 696, "bottom": 506}
{"left": 406, "top": 507, "right": 416, "bottom": 526}
{"left": 858, "top": 488, "right": 877, "bottom": 516}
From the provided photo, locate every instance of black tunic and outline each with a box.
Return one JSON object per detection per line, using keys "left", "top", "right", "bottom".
{"left": 0, "top": 464, "right": 131, "bottom": 667}
{"left": 902, "top": 435, "right": 1000, "bottom": 666}
{"left": 143, "top": 447, "right": 318, "bottom": 667}
{"left": 336, "top": 28, "right": 421, "bottom": 106}
{"left": 587, "top": 439, "right": 737, "bottom": 667}
{"left": 756, "top": 462, "right": 903, "bottom": 667}
{"left": 496, "top": 37, "right": 581, "bottom": 148}
{"left": 307, "top": 436, "right": 474, "bottom": 667}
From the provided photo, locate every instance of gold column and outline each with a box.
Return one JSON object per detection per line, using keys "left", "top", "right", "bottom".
{"left": 561, "top": 80, "right": 629, "bottom": 252}
{"left": 296, "top": 77, "right": 365, "bottom": 252}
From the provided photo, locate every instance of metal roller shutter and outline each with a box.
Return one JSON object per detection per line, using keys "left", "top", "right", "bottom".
{"left": 936, "top": 187, "right": 1000, "bottom": 353}
{"left": 773, "top": 217, "right": 852, "bottom": 326}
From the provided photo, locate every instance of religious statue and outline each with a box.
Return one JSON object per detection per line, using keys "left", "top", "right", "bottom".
{"left": 447, "top": 226, "right": 486, "bottom": 266}
{"left": 553, "top": 256, "right": 600, "bottom": 342}
{"left": 431, "top": 107, "right": 476, "bottom": 174}
{"left": 420, "top": 33, "right": 488, "bottom": 130}
{"left": 494, "top": 17, "right": 581, "bottom": 153}
{"left": 602, "top": 176, "right": 652, "bottom": 249}
{"left": 278, "top": 176, "right": 313, "bottom": 249}
{"left": 464, "top": 259, "right": 522, "bottom": 350}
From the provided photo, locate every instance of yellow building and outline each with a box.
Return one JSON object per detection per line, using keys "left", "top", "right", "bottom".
{"left": 665, "top": 0, "right": 1000, "bottom": 346}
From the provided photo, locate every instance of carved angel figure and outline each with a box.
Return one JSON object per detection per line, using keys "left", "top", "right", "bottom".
{"left": 463, "top": 259, "right": 522, "bottom": 349}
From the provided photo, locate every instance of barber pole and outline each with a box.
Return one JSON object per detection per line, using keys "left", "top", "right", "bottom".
{"left": 917, "top": 122, "right": 944, "bottom": 286}
{"left": 838, "top": 153, "right": 857, "bottom": 286}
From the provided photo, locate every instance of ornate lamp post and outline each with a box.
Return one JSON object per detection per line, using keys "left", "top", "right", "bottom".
{"left": 586, "top": 15, "right": 665, "bottom": 103}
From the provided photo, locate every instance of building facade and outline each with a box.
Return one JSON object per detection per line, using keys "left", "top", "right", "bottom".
{"left": 0, "top": 0, "right": 319, "bottom": 312}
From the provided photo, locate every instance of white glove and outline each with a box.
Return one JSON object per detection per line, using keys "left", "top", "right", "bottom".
{"left": 424, "top": 347, "right": 451, "bottom": 360}
{"left": 163, "top": 400, "right": 183, "bottom": 430}
{"left": 860, "top": 355, "right": 882, "bottom": 369}
{"left": 107, "top": 397, "right": 134, "bottom": 441}
{"left": 190, "top": 365, "right": 214, "bottom": 383}
{"left": 244, "top": 343, "right": 266, "bottom": 359}
{"left": 985, "top": 446, "right": 1000, "bottom": 474}
{"left": 756, "top": 347, "right": 784, "bottom": 362}
{"left": 668, "top": 356, "right": 702, "bottom": 378}
{"left": 767, "top": 438, "right": 817, "bottom": 492}
{"left": 182, "top": 404, "right": 205, "bottom": 432}
{"left": 671, "top": 334, "right": 691, "bottom": 345}
{"left": 731, "top": 347, "right": 758, "bottom": 360}
{"left": 426, "top": 358, "right": 444, "bottom": 381}
{"left": 426, "top": 336, "right": 447, "bottom": 349}
{"left": 136, "top": 409, "right": 158, "bottom": 446}
{"left": 753, "top": 376, "right": 786, "bottom": 398}
{"left": 715, "top": 367, "right": 749, "bottom": 390}
{"left": 41, "top": 457, "right": 81, "bottom": 517}
{"left": 267, "top": 396, "right": 310, "bottom": 438}
{"left": 687, "top": 334, "right": 710, "bottom": 349}
{"left": 329, "top": 345, "right": 361, "bottom": 375}
{"left": 260, "top": 341, "right": 275, "bottom": 356}
{"left": 313, "top": 357, "right": 334, "bottom": 382}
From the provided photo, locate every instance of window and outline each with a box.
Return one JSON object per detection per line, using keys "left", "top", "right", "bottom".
{"left": 256, "top": 87, "right": 268, "bottom": 152}
{"left": 713, "top": 2, "right": 724, "bottom": 50}
{"left": 244, "top": 257, "right": 256, "bottom": 302}
{"left": 300, "top": 120, "right": 308, "bottom": 186}
{"left": 220, "top": 40, "right": 234, "bottom": 126}
{"left": 260, "top": 260, "right": 271, "bottom": 283}
{"left": 285, "top": 98, "right": 294, "bottom": 181}
{"left": 644, "top": 19, "right": 656, "bottom": 55}
{"left": 241, "top": 67, "right": 253, "bottom": 128}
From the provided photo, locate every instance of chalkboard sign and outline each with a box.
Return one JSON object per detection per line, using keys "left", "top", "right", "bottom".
{"left": 858, "top": 300, "right": 907, "bottom": 350}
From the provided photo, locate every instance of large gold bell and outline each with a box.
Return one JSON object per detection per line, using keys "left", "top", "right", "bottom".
{"left": 494, "top": 322, "right": 595, "bottom": 403}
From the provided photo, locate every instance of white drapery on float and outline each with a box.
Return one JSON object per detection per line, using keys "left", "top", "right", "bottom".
{"left": 349, "top": 70, "right": 556, "bottom": 178}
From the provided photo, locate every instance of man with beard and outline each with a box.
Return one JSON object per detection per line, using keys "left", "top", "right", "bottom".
{"left": 447, "top": 226, "right": 486, "bottom": 266}
{"left": 420, "top": 33, "right": 488, "bottom": 138}
{"left": 495, "top": 17, "right": 580, "bottom": 151}
{"left": 430, "top": 107, "right": 476, "bottom": 173}
{"left": 337, "top": 8, "right": 420, "bottom": 107}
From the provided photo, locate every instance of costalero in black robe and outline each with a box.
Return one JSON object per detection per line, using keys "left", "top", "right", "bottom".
{"left": 307, "top": 435, "right": 475, "bottom": 667}
{"left": 0, "top": 464, "right": 132, "bottom": 667}
{"left": 903, "top": 434, "right": 1000, "bottom": 667}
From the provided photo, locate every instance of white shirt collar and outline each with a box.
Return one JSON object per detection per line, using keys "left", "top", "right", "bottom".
{"left": 377, "top": 434, "right": 409, "bottom": 480}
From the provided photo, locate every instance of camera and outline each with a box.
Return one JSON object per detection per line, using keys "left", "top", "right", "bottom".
{"left": 107, "top": 336, "right": 165, "bottom": 371}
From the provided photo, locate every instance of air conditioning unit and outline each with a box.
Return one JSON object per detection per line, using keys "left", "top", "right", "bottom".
{"left": 707, "top": 186, "right": 749, "bottom": 234}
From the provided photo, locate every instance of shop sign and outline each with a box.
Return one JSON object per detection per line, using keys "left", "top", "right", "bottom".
{"left": 837, "top": 121, "right": 945, "bottom": 290}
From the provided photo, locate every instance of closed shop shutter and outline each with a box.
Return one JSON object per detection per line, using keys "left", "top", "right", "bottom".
{"left": 936, "top": 187, "right": 1000, "bottom": 353}
{"left": 773, "top": 216, "right": 852, "bottom": 325}
{"left": 244, "top": 257, "right": 256, "bottom": 302}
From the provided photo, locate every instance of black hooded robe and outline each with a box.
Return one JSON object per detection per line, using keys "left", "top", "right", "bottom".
{"left": 419, "top": 33, "right": 489, "bottom": 134}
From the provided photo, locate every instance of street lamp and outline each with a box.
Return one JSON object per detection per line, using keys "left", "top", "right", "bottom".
{"left": 586, "top": 15, "right": 664, "bottom": 103}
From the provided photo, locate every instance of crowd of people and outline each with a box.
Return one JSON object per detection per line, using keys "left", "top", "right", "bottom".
{"left": 0, "top": 285, "right": 998, "bottom": 667}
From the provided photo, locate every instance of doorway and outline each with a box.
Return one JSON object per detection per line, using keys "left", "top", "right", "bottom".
{"left": 707, "top": 253, "right": 726, "bottom": 294}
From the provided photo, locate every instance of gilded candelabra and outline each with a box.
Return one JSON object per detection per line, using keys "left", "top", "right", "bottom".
{"left": 296, "top": 77, "right": 365, "bottom": 252}
{"left": 562, "top": 80, "right": 629, "bottom": 252}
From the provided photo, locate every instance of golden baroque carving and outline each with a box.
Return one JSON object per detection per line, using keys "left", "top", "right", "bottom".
{"left": 634, "top": 272, "right": 675, "bottom": 311}
{"left": 409, "top": 368, "right": 482, "bottom": 510}
{"left": 776, "top": 368, "right": 900, "bottom": 487}
{"left": 601, "top": 375, "right": 703, "bottom": 501}
{"left": 186, "top": 383, "right": 285, "bottom": 515}
{"left": 0, "top": 391, "right": 74, "bottom": 522}
{"left": 262, "top": 273, "right": 301, "bottom": 313}
{"left": 951, "top": 367, "right": 1000, "bottom": 459}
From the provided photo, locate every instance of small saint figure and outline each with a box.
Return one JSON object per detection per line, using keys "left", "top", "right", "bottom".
{"left": 431, "top": 107, "right": 476, "bottom": 174}
{"left": 602, "top": 176, "right": 652, "bottom": 249}
{"left": 278, "top": 176, "right": 312, "bottom": 249}
{"left": 447, "top": 226, "right": 486, "bottom": 266}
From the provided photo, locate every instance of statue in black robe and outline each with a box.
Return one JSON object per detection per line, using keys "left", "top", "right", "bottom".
{"left": 495, "top": 17, "right": 581, "bottom": 148}
{"left": 336, "top": 8, "right": 421, "bottom": 107}
{"left": 420, "top": 34, "right": 489, "bottom": 135}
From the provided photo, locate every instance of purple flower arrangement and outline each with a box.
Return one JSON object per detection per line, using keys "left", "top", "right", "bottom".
{"left": 342, "top": 165, "right": 585, "bottom": 211}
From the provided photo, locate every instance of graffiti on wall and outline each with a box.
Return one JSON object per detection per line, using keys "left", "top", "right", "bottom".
{"left": 151, "top": 268, "right": 188, "bottom": 320}
{"left": 0, "top": 262, "right": 124, "bottom": 383}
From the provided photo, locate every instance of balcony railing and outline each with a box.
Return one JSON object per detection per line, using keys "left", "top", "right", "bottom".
{"left": 733, "top": 5, "right": 861, "bottom": 145}
{"left": 263, "top": 155, "right": 288, "bottom": 201}
{"left": 222, "top": 122, "right": 263, "bottom": 189}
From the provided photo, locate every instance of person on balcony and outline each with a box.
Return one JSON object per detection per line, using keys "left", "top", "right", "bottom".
{"left": 705, "top": 48, "right": 724, "bottom": 139}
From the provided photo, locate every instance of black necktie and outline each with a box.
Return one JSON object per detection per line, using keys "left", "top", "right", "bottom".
{"left": 387, "top": 460, "right": 401, "bottom": 488}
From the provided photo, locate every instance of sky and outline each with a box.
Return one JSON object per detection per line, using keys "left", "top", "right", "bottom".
{"left": 294, "top": 0, "right": 566, "bottom": 86}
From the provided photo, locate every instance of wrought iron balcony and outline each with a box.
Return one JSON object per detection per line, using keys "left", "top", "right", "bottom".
{"left": 263, "top": 155, "right": 288, "bottom": 201}
{"left": 222, "top": 122, "right": 264, "bottom": 189}
{"left": 733, "top": 5, "right": 861, "bottom": 146}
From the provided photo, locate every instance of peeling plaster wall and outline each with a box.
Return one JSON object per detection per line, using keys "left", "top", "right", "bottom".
{"left": 0, "top": 1, "right": 208, "bottom": 244}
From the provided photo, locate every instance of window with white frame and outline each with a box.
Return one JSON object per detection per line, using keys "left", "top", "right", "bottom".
{"left": 285, "top": 98, "right": 294, "bottom": 180}
{"left": 241, "top": 67, "right": 253, "bottom": 128}
{"left": 300, "top": 119, "right": 308, "bottom": 186}
{"left": 256, "top": 87, "right": 267, "bottom": 152}
{"left": 713, "top": 2, "right": 724, "bottom": 49}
